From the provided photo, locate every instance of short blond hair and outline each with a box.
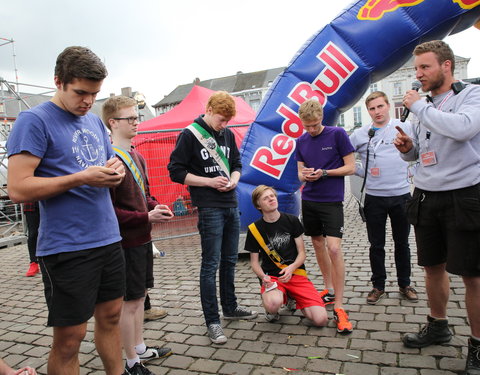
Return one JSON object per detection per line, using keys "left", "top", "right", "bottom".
{"left": 298, "top": 99, "right": 323, "bottom": 123}
{"left": 206, "top": 91, "right": 237, "bottom": 118}
{"left": 365, "top": 91, "right": 389, "bottom": 107}
{"left": 251, "top": 185, "right": 277, "bottom": 212}
{"left": 102, "top": 95, "right": 137, "bottom": 130}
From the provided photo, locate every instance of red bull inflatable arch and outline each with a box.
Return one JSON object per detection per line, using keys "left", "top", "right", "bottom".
{"left": 238, "top": 0, "right": 480, "bottom": 229}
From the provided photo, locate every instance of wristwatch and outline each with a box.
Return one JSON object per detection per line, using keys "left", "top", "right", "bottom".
{"left": 321, "top": 169, "right": 328, "bottom": 179}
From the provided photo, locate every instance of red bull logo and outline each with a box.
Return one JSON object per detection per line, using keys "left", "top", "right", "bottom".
{"left": 452, "top": 0, "right": 480, "bottom": 9}
{"left": 358, "top": 0, "right": 425, "bottom": 20}
{"left": 358, "top": 0, "right": 479, "bottom": 20}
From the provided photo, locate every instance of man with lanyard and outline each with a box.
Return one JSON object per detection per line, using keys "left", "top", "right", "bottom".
{"left": 103, "top": 96, "right": 173, "bottom": 375}
{"left": 245, "top": 185, "right": 328, "bottom": 326}
{"left": 168, "top": 91, "right": 257, "bottom": 345}
{"left": 6, "top": 46, "right": 126, "bottom": 375}
{"left": 394, "top": 40, "right": 480, "bottom": 375}
{"left": 350, "top": 91, "right": 418, "bottom": 305}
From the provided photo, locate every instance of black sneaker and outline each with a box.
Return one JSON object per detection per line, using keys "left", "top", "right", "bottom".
{"left": 465, "top": 338, "right": 480, "bottom": 375}
{"left": 138, "top": 346, "right": 172, "bottom": 363}
{"left": 403, "top": 315, "right": 452, "bottom": 348}
{"left": 124, "top": 362, "right": 155, "bottom": 375}
{"left": 223, "top": 306, "right": 258, "bottom": 320}
{"left": 207, "top": 323, "right": 227, "bottom": 344}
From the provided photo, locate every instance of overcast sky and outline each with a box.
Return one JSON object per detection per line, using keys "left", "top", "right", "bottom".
{"left": 1, "top": 0, "right": 479, "bottom": 108}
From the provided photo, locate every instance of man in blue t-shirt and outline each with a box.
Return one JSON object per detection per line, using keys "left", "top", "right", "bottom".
{"left": 295, "top": 99, "right": 355, "bottom": 334}
{"left": 7, "top": 46, "right": 126, "bottom": 375}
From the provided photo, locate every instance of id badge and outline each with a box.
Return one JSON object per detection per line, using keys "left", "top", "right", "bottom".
{"left": 370, "top": 167, "right": 380, "bottom": 177}
{"left": 420, "top": 151, "right": 437, "bottom": 167}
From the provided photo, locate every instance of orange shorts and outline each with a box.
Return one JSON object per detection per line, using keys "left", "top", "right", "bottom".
{"left": 260, "top": 274, "right": 325, "bottom": 309}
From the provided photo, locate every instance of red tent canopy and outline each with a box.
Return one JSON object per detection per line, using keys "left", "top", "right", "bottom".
{"left": 132, "top": 85, "right": 256, "bottom": 213}
{"left": 137, "top": 85, "right": 256, "bottom": 132}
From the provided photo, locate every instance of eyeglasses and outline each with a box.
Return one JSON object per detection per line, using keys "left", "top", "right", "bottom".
{"left": 113, "top": 117, "right": 138, "bottom": 124}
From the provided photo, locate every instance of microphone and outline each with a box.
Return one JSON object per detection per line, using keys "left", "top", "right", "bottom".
{"left": 400, "top": 81, "right": 422, "bottom": 122}
{"left": 368, "top": 128, "right": 375, "bottom": 138}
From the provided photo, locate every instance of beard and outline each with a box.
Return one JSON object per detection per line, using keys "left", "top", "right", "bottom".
{"left": 424, "top": 70, "right": 445, "bottom": 93}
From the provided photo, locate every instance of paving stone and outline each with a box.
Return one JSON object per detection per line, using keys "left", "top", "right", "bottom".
{"left": 240, "top": 352, "right": 275, "bottom": 366}
{"left": 362, "top": 350, "right": 397, "bottom": 366}
{"left": 0, "top": 194, "right": 472, "bottom": 375}
{"left": 380, "top": 367, "right": 418, "bottom": 375}
{"left": 218, "top": 362, "right": 254, "bottom": 375}
{"left": 343, "top": 361, "right": 380, "bottom": 375}
{"left": 189, "top": 358, "right": 223, "bottom": 373}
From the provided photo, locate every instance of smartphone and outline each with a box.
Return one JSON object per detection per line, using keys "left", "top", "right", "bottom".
{"left": 265, "top": 282, "right": 278, "bottom": 292}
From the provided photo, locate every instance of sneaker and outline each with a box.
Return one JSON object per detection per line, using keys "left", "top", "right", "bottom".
{"left": 265, "top": 312, "right": 280, "bottom": 322}
{"left": 399, "top": 286, "right": 419, "bottom": 302}
{"left": 138, "top": 346, "right": 172, "bottom": 363}
{"left": 402, "top": 315, "right": 452, "bottom": 348}
{"left": 207, "top": 323, "right": 227, "bottom": 344}
{"left": 223, "top": 306, "right": 258, "bottom": 320}
{"left": 25, "top": 262, "right": 40, "bottom": 277}
{"left": 124, "top": 362, "right": 155, "bottom": 375}
{"left": 334, "top": 308, "right": 353, "bottom": 334}
{"left": 465, "top": 338, "right": 480, "bottom": 375}
{"left": 144, "top": 308, "right": 168, "bottom": 321}
{"left": 286, "top": 297, "right": 296, "bottom": 311}
{"left": 367, "top": 288, "right": 385, "bottom": 305}
{"left": 319, "top": 289, "right": 335, "bottom": 305}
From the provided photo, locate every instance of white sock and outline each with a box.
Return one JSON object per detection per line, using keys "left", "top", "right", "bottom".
{"left": 126, "top": 357, "right": 140, "bottom": 368}
{"left": 135, "top": 342, "right": 147, "bottom": 355}
{"left": 328, "top": 288, "right": 335, "bottom": 295}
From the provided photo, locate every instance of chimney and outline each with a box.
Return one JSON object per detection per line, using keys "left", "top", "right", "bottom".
{"left": 121, "top": 87, "right": 132, "bottom": 98}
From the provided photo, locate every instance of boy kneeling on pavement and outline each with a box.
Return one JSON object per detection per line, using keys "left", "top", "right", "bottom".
{"left": 245, "top": 185, "right": 328, "bottom": 326}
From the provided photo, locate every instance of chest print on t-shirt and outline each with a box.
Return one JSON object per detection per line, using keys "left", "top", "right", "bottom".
{"left": 268, "top": 232, "right": 290, "bottom": 251}
{"left": 71, "top": 128, "right": 107, "bottom": 169}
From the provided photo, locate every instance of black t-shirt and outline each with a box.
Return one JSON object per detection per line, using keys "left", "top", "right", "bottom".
{"left": 244, "top": 213, "right": 305, "bottom": 277}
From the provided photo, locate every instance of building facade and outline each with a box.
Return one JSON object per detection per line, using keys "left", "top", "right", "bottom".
{"left": 154, "top": 56, "right": 471, "bottom": 131}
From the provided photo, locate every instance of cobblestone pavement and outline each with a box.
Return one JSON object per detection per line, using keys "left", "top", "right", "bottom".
{"left": 0, "top": 194, "right": 469, "bottom": 375}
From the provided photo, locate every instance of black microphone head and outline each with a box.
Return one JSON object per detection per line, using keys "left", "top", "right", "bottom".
{"left": 412, "top": 80, "right": 422, "bottom": 91}
{"left": 368, "top": 128, "right": 376, "bottom": 138}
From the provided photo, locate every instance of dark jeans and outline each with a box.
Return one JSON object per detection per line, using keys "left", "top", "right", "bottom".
{"left": 197, "top": 207, "right": 239, "bottom": 325}
{"left": 25, "top": 209, "right": 40, "bottom": 263}
{"left": 364, "top": 193, "right": 411, "bottom": 290}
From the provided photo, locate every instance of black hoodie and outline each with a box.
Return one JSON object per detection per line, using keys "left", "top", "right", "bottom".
{"left": 168, "top": 115, "right": 242, "bottom": 208}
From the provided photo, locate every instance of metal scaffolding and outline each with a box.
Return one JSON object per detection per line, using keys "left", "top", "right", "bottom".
{"left": 0, "top": 37, "right": 54, "bottom": 247}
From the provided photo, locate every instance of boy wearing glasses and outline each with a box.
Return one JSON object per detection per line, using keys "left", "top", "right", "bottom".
{"left": 245, "top": 185, "right": 328, "bottom": 326}
{"left": 295, "top": 99, "right": 355, "bottom": 334}
{"left": 102, "top": 96, "right": 173, "bottom": 375}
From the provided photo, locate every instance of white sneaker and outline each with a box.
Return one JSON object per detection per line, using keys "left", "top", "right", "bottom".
{"left": 207, "top": 323, "right": 227, "bottom": 344}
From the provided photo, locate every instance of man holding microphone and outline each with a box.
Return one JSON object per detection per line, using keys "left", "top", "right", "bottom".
{"left": 394, "top": 40, "right": 480, "bottom": 375}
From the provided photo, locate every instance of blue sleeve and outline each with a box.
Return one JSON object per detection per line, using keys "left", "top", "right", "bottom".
{"left": 7, "top": 111, "right": 47, "bottom": 159}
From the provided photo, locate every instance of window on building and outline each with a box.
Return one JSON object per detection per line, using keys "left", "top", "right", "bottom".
{"left": 353, "top": 107, "right": 362, "bottom": 126}
{"left": 369, "top": 83, "right": 378, "bottom": 93}
{"left": 394, "top": 102, "right": 403, "bottom": 119}
{"left": 337, "top": 114, "right": 345, "bottom": 127}
{"left": 394, "top": 81, "right": 403, "bottom": 96}
{"left": 249, "top": 99, "right": 261, "bottom": 112}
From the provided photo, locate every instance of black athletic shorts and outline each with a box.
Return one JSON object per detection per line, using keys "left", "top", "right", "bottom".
{"left": 123, "top": 242, "right": 154, "bottom": 301}
{"left": 302, "top": 200, "right": 344, "bottom": 238}
{"left": 411, "top": 185, "right": 480, "bottom": 277}
{"left": 39, "top": 242, "right": 126, "bottom": 327}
